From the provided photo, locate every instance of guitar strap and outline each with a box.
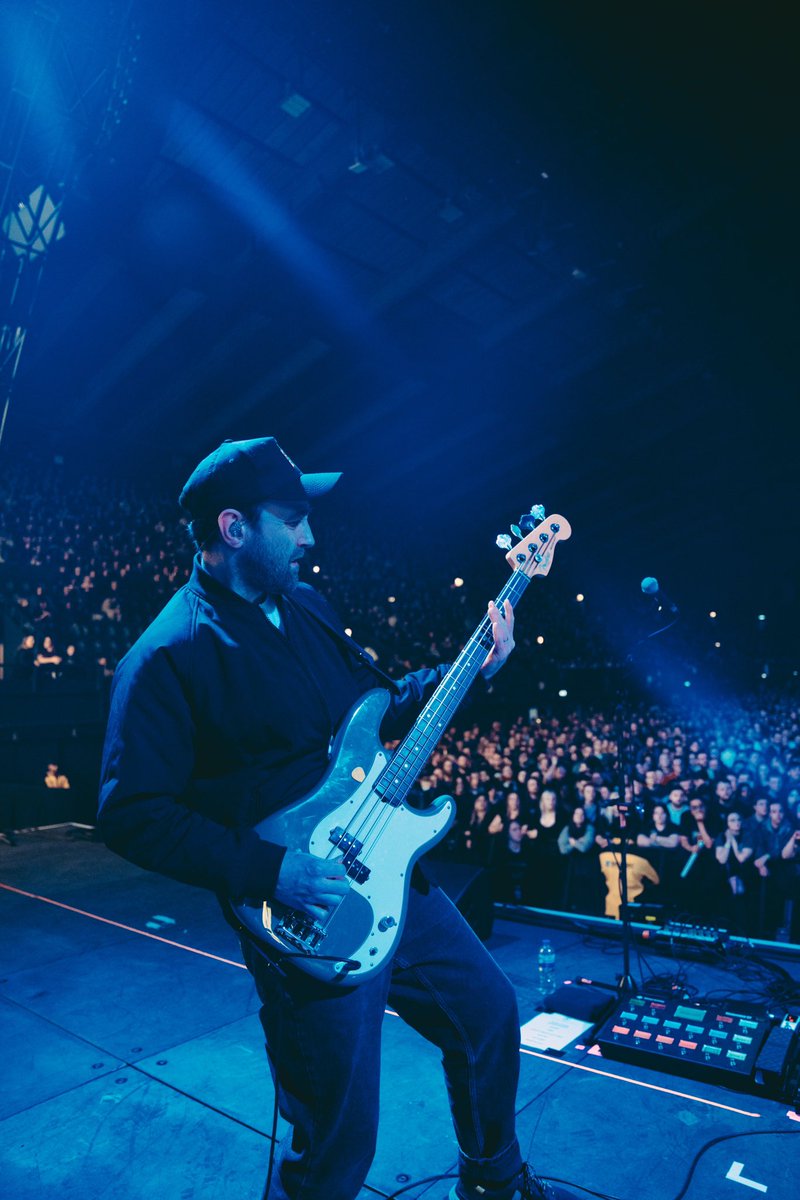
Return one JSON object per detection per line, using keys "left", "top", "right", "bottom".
{"left": 289, "top": 585, "right": 402, "bottom": 694}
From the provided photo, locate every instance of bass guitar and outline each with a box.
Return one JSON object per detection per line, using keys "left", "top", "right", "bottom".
{"left": 229, "top": 512, "right": 571, "bottom": 983}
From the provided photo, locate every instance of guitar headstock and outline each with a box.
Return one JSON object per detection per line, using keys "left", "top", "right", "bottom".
{"left": 503, "top": 513, "right": 572, "bottom": 578}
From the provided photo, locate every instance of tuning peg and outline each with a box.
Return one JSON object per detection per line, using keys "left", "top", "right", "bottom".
{"left": 496, "top": 534, "right": 513, "bottom": 550}
{"left": 510, "top": 524, "right": 523, "bottom": 539}
{"left": 519, "top": 504, "right": 546, "bottom": 534}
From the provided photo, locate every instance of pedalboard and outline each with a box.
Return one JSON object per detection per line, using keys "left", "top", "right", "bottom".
{"left": 595, "top": 994, "right": 770, "bottom": 1090}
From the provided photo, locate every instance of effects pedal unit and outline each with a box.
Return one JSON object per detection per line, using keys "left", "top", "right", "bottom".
{"left": 640, "top": 920, "right": 729, "bottom": 950}
{"left": 595, "top": 994, "right": 774, "bottom": 1092}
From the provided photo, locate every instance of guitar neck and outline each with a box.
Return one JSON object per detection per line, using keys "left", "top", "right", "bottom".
{"left": 377, "top": 568, "right": 533, "bottom": 806}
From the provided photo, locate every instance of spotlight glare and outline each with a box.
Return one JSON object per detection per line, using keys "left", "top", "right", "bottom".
{"left": 312, "top": 564, "right": 320, "bottom": 574}
{"left": 453, "top": 577, "right": 464, "bottom": 588}
{"left": 714, "top": 641, "right": 721, "bottom": 648}
{"left": 536, "top": 635, "right": 545, "bottom": 645}
{"left": 344, "top": 627, "right": 353, "bottom": 637}
{"left": 757, "top": 614, "right": 766, "bottom": 622}
{"left": 683, "top": 681, "right": 691, "bottom": 688}
{"left": 576, "top": 593, "right": 585, "bottom": 602}
{"left": 709, "top": 611, "right": 717, "bottom": 619}
{"left": 558, "top": 689, "right": 568, "bottom": 698}
{"left": 387, "top": 595, "right": 396, "bottom": 603}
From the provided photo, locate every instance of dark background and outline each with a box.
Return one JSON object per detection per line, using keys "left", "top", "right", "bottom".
{"left": 1, "top": 0, "right": 797, "bottom": 665}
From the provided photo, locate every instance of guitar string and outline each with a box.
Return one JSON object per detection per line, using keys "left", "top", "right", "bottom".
{"left": 335, "top": 586, "right": 511, "bottom": 852}
{"left": 349, "top": 574, "right": 528, "bottom": 866}
{"left": 326, "top": 566, "right": 533, "bottom": 875}
{"left": 348, "top": 637, "right": 495, "bottom": 873}
{"left": 332, "top": 626, "right": 494, "bottom": 869}
{"left": 289, "top": 528, "right": 561, "bottom": 938}
{"left": 337, "top": 528, "right": 556, "bottom": 851}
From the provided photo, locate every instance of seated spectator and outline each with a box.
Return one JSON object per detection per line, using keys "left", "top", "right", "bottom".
{"left": 502, "top": 790, "right": 527, "bottom": 832}
{"left": 713, "top": 779, "right": 740, "bottom": 821}
{"left": 528, "top": 789, "right": 566, "bottom": 907}
{"left": 558, "top": 805, "right": 599, "bottom": 912}
{"left": 714, "top": 810, "right": 755, "bottom": 932}
{"left": 579, "top": 782, "right": 600, "bottom": 829}
{"left": 44, "top": 762, "right": 70, "bottom": 789}
{"left": 463, "top": 794, "right": 502, "bottom": 864}
{"left": 743, "top": 796, "right": 769, "bottom": 843}
{"left": 665, "top": 786, "right": 689, "bottom": 829}
{"left": 638, "top": 802, "right": 680, "bottom": 852}
{"left": 490, "top": 818, "right": 535, "bottom": 904}
{"left": 679, "top": 796, "right": 721, "bottom": 852}
{"left": 766, "top": 772, "right": 786, "bottom": 805}
{"left": 636, "top": 800, "right": 682, "bottom": 904}
{"left": 9, "top": 632, "right": 36, "bottom": 686}
{"left": 678, "top": 795, "right": 723, "bottom": 917}
{"left": 558, "top": 805, "right": 595, "bottom": 858}
{"left": 714, "top": 811, "right": 753, "bottom": 874}
{"left": 753, "top": 801, "right": 799, "bottom": 938}
{"left": 33, "top": 634, "right": 63, "bottom": 686}
{"left": 595, "top": 795, "right": 623, "bottom": 848}
{"left": 524, "top": 775, "right": 540, "bottom": 818}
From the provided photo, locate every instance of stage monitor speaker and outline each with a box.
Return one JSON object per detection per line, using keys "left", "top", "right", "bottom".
{"left": 432, "top": 861, "right": 494, "bottom": 941}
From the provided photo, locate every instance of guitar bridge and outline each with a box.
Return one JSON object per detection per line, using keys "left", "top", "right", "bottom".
{"left": 277, "top": 910, "right": 327, "bottom": 952}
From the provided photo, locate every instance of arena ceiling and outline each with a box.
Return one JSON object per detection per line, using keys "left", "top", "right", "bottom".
{"left": 1, "top": 1, "right": 797, "bottom": 639}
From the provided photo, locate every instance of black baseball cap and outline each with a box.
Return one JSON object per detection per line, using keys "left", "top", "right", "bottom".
{"left": 179, "top": 437, "right": 341, "bottom": 522}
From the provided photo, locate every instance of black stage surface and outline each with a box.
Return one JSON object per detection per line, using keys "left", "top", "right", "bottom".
{"left": 2, "top": 829, "right": 799, "bottom": 1200}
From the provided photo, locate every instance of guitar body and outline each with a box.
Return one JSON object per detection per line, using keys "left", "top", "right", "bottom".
{"left": 229, "top": 688, "right": 456, "bottom": 984}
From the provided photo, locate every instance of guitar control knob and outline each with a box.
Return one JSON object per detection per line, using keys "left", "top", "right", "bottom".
{"left": 378, "top": 915, "right": 396, "bottom": 932}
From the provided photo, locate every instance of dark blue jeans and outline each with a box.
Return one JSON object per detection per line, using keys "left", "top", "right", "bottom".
{"left": 242, "top": 883, "right": 522, "bottom": 1200}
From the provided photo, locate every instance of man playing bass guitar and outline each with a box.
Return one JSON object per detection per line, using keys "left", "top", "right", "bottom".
{"left": 98, "top": 435, "right": 578, "bottom": 1200}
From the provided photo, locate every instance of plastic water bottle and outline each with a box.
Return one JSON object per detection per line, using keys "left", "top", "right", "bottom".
{"left": 537, "top": 938, "right": 556, "bottom": 995}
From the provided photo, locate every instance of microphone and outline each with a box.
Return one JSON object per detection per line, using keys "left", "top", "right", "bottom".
{"left": 640, "top": 576, "right": 678, "bottom": 614}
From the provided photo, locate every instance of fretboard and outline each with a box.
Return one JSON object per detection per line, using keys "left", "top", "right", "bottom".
{"left": 377, "top": 567, "right": 533, "bottom": 806}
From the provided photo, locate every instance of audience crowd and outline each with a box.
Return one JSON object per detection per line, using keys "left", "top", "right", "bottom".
{"left": 414, "top": 701, "right": 800, "bottom": 941}
{"left": 1, "top": 460, "right": 192, "bottom": 689}
{"left": 2, "top": 459, "right": 798, "bottom": 940}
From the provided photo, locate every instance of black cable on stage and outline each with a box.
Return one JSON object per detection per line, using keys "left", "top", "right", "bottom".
{"left": 669, "top": 1127, "right": 800, "bottom": 1200}
{"left": 259, "top": 1040, "right": 281, "bottom": 1200}
{"left": 372, "top": 1040, "right": 627, "bottom": 1200}
{"left": 515, "top": 1044, "right": 626, "bottom": 1200}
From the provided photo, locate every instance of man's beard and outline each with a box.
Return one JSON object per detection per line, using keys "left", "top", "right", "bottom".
{"left": 240, "top": 542, "right": 300, "bottom": 596}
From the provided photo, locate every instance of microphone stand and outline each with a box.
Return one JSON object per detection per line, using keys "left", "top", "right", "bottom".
{"left": 612, "top": 599, "right": 679, "bottom": 996}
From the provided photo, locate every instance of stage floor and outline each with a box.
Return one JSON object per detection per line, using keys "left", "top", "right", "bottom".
{"left": 2, "top": 829, "right": 799, "bottom": 1200}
